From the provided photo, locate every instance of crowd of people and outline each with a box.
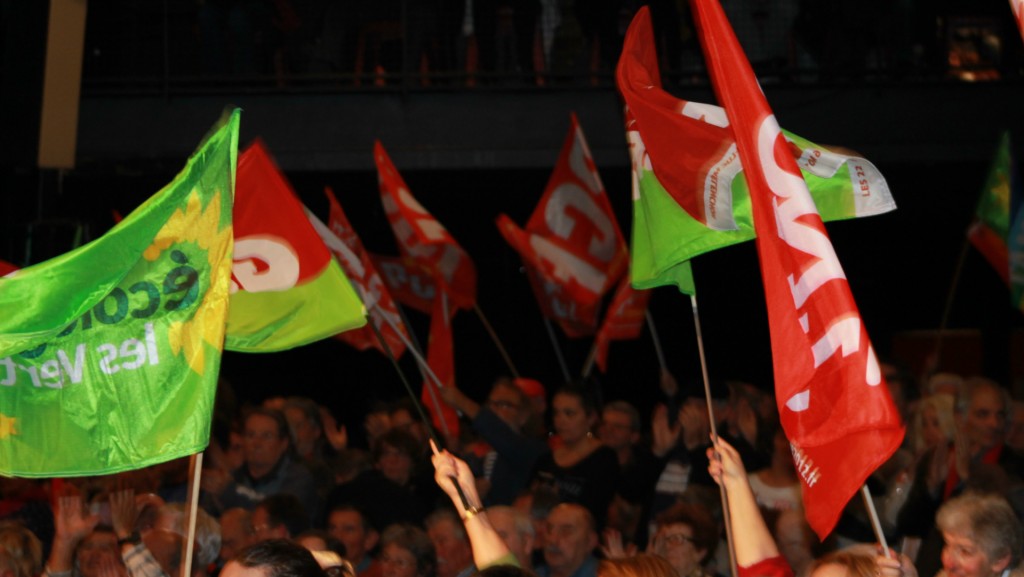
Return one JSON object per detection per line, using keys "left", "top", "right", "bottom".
{"left": 1, "top": 364, "right": 1023, "bottom": 577}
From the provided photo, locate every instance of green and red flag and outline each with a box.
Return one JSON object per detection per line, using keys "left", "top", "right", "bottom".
{"left": 968, "top": 131, "right": 1024, "bottom": 312}
{"left": 227, "top": 140, "right": 366, "bottom": 352}
{"left": 0, "top": 259, "right": 17, "bottom": 277}
{"left": 684, "top": 0, "right": 904, "bottom": 538}
{"left": 0, "top": 110, "right": 239, "bottom": 477}
{"left": 617, "top": 11, "right": 895, "bottom": 294}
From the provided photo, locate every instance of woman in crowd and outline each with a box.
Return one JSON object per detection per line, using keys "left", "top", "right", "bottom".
{"left": 934, "top": 493, "right": 1023, "bottom": 577}
{"left": 530, "top": 384, "right": 619, "bottom": 529}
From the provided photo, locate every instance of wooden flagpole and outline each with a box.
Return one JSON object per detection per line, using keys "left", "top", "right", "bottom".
{"left": 861, "top": 485, "right": 893, "bottom": 556}
{"left": 182, "top": 452, "right": 203, "bottom": 577}
{"left": 473, "top": 303, "right": 521, "bottom": 378}
{"left": 690, "top": 293, "right": 738, "bottom": 577}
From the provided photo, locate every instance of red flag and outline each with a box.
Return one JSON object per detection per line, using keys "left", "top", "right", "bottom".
{"left": 423, "top": 293, "right": 460, "bottom": 439}
{"left": 686, "top": 2, "right": 904, "bottom": 538}
{"left": 317, "top": 188, "right": 409, "bottom": 358}
{"left": 375, "top": 141, "right": 477, "bottom": 310}
{"left": 593, "top": 277, "right": 651, "bottom": 372}
{"left": 496, "top": 114, "right": 628, "bottom": 336}
{"left": 371, "top": 253, "right": 439, "bottom": 315}
{"left": 1012, "top": 0, "right": 1023, "bottom": 42}
{"left": 0, "top": 259, "right": 18, "bottom": 277}
{"left": 496, "top": 216, "right": 602, "bottom": 337}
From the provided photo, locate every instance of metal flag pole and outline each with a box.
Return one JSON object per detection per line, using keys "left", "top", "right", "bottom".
{"left": 473, "top": 303, "right": 521, "bottom": 378}
{"left": 580, "top": 340, "right": 598, "bottom": 379}
{"left": 690, "top": 292, "right": 738, "bottom": 577}
{"left": 645, "top": 309, "right": 668, "bottom": 372}
{"left": 543, "top": 316, "right": 572, "bottom": 383}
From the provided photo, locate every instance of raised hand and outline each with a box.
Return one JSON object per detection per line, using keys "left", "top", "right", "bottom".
{"left": 650, "top": 404, "right": 681, "bottom": 458}
{"left": 108, "top": 489, "right": 138, "bottom": 540}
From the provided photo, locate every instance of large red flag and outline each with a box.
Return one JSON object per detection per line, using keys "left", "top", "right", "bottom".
{"left": 687, "top": 2, "right": 904, "bottom": 538}
{"left": 317, "top": 188, "right": 409, "bottom": 358}
{"left": 593, "top": 277, "right": 651, "bottom": 372}
{"left": 375, "top": 141, "right": 477, "bottom": 310}
{"left": 496, "top": 113, "right": 628, "bottom": 337}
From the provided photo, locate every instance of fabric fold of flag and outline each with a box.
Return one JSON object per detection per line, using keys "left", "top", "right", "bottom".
{"left": 684, "top": 1, "right": 904, "bottom": 538}
{"left": 227, "top": 140, "right": 366, "bottom": 352}
{"left": 593, "top": 276, "right": 650, "bottom": 372}
{"left": 617, "top": 12, "right": 895, "bottom": 293}
{"left": 496, "top": 113, "right": 628, "bottom": 336}
{"left": 0, "top": 110, "right": 240, "bottom": 477}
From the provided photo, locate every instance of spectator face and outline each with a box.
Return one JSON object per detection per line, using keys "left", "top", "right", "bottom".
{"left": 598, "top": 409, "right": 636, "bottom": 452}
{"left": 959, "top": 387, "right": 1007, "bottom": 452}
{"left": 552, "top": 394, "right": 594, "bottom": 445}
{"left": 488, "top": 508, "right": 533, "bottom": 569}
{"left": 75, "top": 531, "right": 122, "bottom": 577}
{"left": 487, "top": 384, "right": 527, "bottom": 430}
{"left": 380, "top": 543, "right": 419, "bottom": 577}
{"left": 285, "top": 407, "right": 322, "bottom": 457}
{"left": 427, "top": 517, "right": 472, "bottom": 577}
{"left": 390, "top": 409, "right": 427, "bottom": 446}
{"left": 220, "top": 509, "right": 255, "bottom": 563}
{"left": 328, "top": 510, "right": 376, "bottom": 565}
{"left": 940, "top": 531, "right": 1010, "bottom": 577}
{"left": 653, "top": 523, "right": 706, "bottom": 577}
{"left": 377, "top": 442, "right": 415, "bottom": 486}
{"left": 252, "top": 506, "right": 289, "bottom": 541}
{"left": 244, "top": 414, "right": 289, "bottom": 474}
{"left": 543, "top": 505, "right": 596, "bottom": 576}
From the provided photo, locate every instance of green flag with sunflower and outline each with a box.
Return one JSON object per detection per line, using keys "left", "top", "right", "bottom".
{"left": 0, "top": 110, "right": 239, "bottom": 477}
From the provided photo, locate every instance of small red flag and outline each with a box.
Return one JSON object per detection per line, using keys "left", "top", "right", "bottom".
{"left": 593, "top": 277, "right": 651, "bottom": 372}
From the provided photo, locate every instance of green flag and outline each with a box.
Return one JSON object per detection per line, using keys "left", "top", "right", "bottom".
{"left": 627, "top": 122, "right": 895, "bottom": 294}
{"left": 0, "top": 110, "right": 239, "bottom": 477}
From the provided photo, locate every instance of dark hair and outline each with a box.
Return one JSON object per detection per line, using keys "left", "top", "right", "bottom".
{"left": 327, "top": 503, "right": 374, "bottom": 532}
{"left": 231, "top": 539, "right": 328, "bottom": 577}
{"left": 379, "top": 523, "right": 436, "bottom": 577}
{"left": 372, "top": 428, "right": 422, "bottom": 464}
{"left": 284, "top": 397, "right": 325, "bottom": 432}
{"left": 655, "top": 502, "right": 718, "bottom": 561}
{"left": 553, "top": 383, "right": 599, "bottom": 415}
{"left": 244, "top": 407, "right": 291, "bottom": 440}
{"left": 259, "top": 493, "right": 310, "bottom": 537}
{"left": 477, "top": 565, "right": 539, "bottom": 577}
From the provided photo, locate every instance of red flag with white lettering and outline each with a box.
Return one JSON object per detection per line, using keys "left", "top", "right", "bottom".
{"left": 687, "top": 1, "right": 904, "bottom": 538}
{"left": 375, "top": 141, "right": 477, "bottom": 310}
{"left": 370, "top": 253, "right": 439, "bottom": 315}
{"left": 593, "top": 276, "right": 651, "bottom": 372}
{"left": 318, "top": 188, "right": 409, "bottom": 358}
{"left": 496, "top": 114, "right": 628, "bottom": 337}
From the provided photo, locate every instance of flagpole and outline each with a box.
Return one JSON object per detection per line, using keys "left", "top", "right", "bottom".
{"left": 860, "top": 485, "right": 893, "bottom": 556}
{"left": 394, "top": 302, "right": 433, "bottom": 384}
{"left": 473, "top": 303, "right": 521, "bottom": 378}
{"left": 645, "top": 310, "right": 668, "bottom": 372}
{"left": 367, "top": 314, "right": 472, "bottom": 511}
{"left": 580, "top": 341, "right": 598, "bottom": 379}
{"left": 543, "top": 316, "right": 572, "bottom": 384}
{"left": 182, "top": 452, "right": 203, "bottom": 577}
{"left": 372, "top": 302, "right": 453, "bottom": 440}
{"left": 690, "top": 293, "right": 738, "bottom": 577}
{"left": 933, "top": 237, "right": 971, "bottom": 374}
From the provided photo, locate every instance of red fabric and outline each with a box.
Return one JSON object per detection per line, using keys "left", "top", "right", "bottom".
{"left": 495, "top": 114, "right": 627, "bottom": 337}
{"left": 0, "top": 259, "right": 18, "bottom": 277}
{"left": 232, "top": 140, "right": 333, "bottom": 292}
{"left": 943, "top": 442, "right": 1004, "bottom": 500}
{"left": 370, "top": 253, "right": 438, "bottom": 315}
{"left": 322, "top": 187, "right": 409, "bottom": 358}
{"left": 593, "top": 276, "right": 650, "bottom": 372}
{"left": 422, "top": 293, "right": 460, "bottom": 439}
{"left": 738, "top": 556, "right": 794, "bottom": 577}
{"left": 376, "top": 141, "right": 476, "bottom": 310}
{"left": 968, "top": 223, "right": 1010, "bottom": 284}
{"left": 683, "top": 2, "right": 905, "bottom": 538}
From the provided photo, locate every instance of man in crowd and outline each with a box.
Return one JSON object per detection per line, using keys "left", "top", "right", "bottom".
{"left": 537, "top": 504, "right": 598, "bottom": 577}
{"left": 326, "top": 504, "right": 380, "bottom": 577}
{"left": 486, "top": 506, "right": 535, "bottom": 570}
{"left": 426, "top": 509, "right": 475, "bottom": 577}
{"left": 203, "top": 408, "right": 320, "bottom": 522}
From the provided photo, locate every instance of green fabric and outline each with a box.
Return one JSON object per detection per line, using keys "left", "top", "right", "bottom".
{"left": 0, "top": 110, "right": 239, "bottom": 477}
{"left": 973, "top": 131, "right": 1012, "bottom": 242}
{"left": 225, "top": 257, "right": 367, "bottom": 352}
{"left": 631, "top": 130, "right": 896, "bottom": 294}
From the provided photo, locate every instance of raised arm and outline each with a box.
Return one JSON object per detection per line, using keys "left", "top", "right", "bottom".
{"left": 707, "top": 436, "right": 780, "bottom": 568}
{"left": 430, "top": 441, "right": 516, "bottom": 569}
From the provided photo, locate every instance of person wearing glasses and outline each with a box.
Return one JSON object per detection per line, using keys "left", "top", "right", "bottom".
{"left": 649, "top": 503, "right": 718, "bottom": 577}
